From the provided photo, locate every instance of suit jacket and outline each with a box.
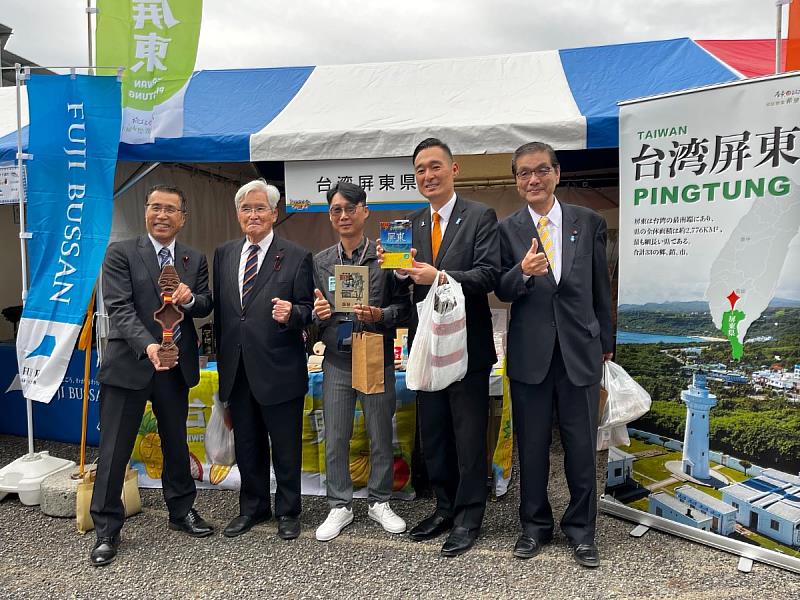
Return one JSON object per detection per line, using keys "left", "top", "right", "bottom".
{"left": 496, "top": 202, "right": 613, "bottom": 387}
{"left": 214, "top": 235, "right": 314, "bottom": 406}
{"left": 98, "top": 235, "right": 213, "bottom": 390}
{"left": 407, "top": 195, "right": 500, "bottom": 373}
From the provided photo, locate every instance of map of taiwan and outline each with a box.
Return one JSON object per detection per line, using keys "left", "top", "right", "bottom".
{"left": 706, "top": 185, "right": 800, "bottom": 359}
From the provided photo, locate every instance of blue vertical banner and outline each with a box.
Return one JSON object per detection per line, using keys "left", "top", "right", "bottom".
{"left": 16, "top": 74, "right": 121, "bottom": 403}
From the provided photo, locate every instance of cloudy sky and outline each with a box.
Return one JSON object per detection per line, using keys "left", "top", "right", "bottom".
{"left": 2, "top": 0, "right": 790, "bottom": 71}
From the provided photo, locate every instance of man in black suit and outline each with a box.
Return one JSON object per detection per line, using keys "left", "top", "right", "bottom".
{"left": 214, "top": 179, "right": 314, "bottom": 541}
{"left": 381, "top": 138, "right": 500, "bottom": 556}
{"left": 90, "top": 185, "right": 214, "bottom": 567}
{"left": 496, "top": 142, "right": 613, "bottom": 567}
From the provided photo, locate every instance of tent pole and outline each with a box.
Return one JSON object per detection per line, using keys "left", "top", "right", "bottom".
{"left": 14, "top": 64, "right": 34, "bottom": 458}
{"left": 776, "top": 0, "right": 791, "bottom": 74}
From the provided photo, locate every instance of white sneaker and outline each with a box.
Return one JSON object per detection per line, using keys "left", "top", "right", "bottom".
{"left": 315, "top": 507, "right": 353, "bottom": 541}
{"left": 368, "top": 502, "right": 406, "bottom": 534}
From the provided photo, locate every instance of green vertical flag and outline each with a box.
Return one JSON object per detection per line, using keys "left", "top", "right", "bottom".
{"left": 96, "top": 0, "right": 203, "bottom": 144}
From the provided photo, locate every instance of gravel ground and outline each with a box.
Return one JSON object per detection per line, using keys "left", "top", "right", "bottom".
{"left": 1, "top": 434, "right": 798, "bottom": 599}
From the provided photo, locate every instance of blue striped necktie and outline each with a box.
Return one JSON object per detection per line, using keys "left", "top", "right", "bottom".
{"left": 241, "top": 244, "right": 260, "bottom": 306}
{"left": 158, "top": 247, "right": 181, "bottom": 343}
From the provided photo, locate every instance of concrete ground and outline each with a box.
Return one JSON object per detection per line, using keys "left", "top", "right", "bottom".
{"left": 1, "top": 434, "right": 798, "bottom": 599}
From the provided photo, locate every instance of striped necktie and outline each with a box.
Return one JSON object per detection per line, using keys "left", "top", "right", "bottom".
{"left": 241, "top": 244, "right": 260, "bottom": 306}
{"left": 431, "top": 211, "right": 442, "bottom": 262}
{"left": 158, "top": 247, "right": 181, "bottom": 343}
{"left": 537, "top": 216, "right": 555, "bottom": 269}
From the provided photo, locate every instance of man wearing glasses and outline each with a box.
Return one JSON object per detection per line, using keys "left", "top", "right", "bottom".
{"left": 90, "top": 185, "right": 214, "bottom": 567}
{"left": 311, "top": 182, "right": 410, "bottom": 541}
{"left": 213, "top": 179, "right": 314, "bottom": 541}
{"left": 496, "top": 142, "right": 613, "bottom": 567}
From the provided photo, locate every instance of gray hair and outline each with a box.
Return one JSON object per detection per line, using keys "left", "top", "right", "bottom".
{"left": 234, "top": 179, "right": 280, "bottom": 210}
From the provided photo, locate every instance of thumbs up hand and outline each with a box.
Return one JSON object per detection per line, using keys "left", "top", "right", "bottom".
{"left": 313, "top": 288, "right": 332, "bottom": 320}
{"left": 521, "top": 237, "right": 549, "bottom": 277}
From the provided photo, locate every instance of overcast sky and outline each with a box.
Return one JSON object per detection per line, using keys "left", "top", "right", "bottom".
{"left": 2, "top": 1, "right": 790, "bottom": 72}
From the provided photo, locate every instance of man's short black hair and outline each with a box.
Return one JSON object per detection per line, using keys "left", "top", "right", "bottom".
{"left": 511, "top": 142, "right": 560, "bottom": 176}
{"left": 145, "top": 185, "right": 187, "bottom": 212}
{"left": 412, "top": 138, "right": 454, "bottom": 164}
{"left": 326, "top": 181, "right": 367, "bottom": 206}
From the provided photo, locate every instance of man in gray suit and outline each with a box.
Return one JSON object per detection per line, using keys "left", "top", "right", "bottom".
{"left": 496, "top": 142, "right": 613, "bottom": 568}
{"left": 90, "top": 185, "right": 214, "bottom": 567}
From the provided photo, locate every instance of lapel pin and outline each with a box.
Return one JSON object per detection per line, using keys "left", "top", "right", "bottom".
{"left": 421, "top": 221, "right": 426, "bottom": 227}
{"left": 182, "top": 255, "right": 189, "bottom": 269}
{"left": 570, "top": 229, "right": 578, "bottom": 243}
{"left": 274, "top": 254, "right": 283, "bottom": 272}
{"left": 455, "top": 217, "right": 462, "bottom": 225}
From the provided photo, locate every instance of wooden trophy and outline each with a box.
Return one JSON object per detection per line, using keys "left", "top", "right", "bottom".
{"left": 153, "top": 265, "right": 185, "bottom": 369}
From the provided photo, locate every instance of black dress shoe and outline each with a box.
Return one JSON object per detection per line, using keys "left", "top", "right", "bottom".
{"left": 572, "top": 543, "right": 600, "bottom": 568}
{"left": 277, "top": 516, "right": 301, "bottom": 540}
{"left": 223, "top": 513, "right": 270, "bottom": 538}
{"left": 440, "top": 526, "right": 478, "bottom": 557}
{"left": 512, "top": 534, "right": 551, "bottom": 559}
{"left": 408, "top": 513, "right": 454, "bottom": 541}
{"left": 168, "top": 508, "right": 214, "bottom": 538}
{"left": 90, "top": 535, "right": 119, "bottom": 567}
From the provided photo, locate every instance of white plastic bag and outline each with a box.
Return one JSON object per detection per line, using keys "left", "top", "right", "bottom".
{"left": 204, "top": 396, "right": 236, "bottom": 466}
{"left": 406, "top": 273, "right": 468, "bottom": 391}
{"left": 597, "top": 423, "right": 630, "bottom": 451}
{"left": 599, "top": 361, "right": 652, "bottom": 428}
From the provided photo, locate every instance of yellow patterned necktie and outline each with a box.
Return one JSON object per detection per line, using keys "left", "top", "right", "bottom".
{"left": 537, "top": 216, "right": 555, "bottom": 268}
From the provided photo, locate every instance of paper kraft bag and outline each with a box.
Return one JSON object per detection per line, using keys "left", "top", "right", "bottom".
{"left": 76, "top": 464, "right": 142, "bottom": 534}
{"left": 352, "top": 331, "right": 385, "bottom": 394}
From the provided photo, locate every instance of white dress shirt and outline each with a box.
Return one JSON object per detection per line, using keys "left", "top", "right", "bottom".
{"left": 430, "top": 193, "right": 457, "bottom": 237}
{"left": 238, "top": 231, "right": 274, "bottom": 302}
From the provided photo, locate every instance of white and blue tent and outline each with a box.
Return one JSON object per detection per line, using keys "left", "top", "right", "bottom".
{"left": 0, "top": 38, "right": 739, "bottom": 164}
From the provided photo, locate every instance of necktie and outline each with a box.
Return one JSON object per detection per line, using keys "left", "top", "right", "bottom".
{"left": 241, "top": 244, "right": 260, "bottom": 306}
{"left": 431, "top": 212, "right": 442, "bottom": 262}
{"left": 537, "top": 216, "right": 555, "bottom": 269}
{"left": 158, "top": 247, "right": 181, "bottom": 343}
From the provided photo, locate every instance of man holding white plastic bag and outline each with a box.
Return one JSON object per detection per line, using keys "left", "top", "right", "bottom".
{"left": 378, "top": 138, "right": 500, "bottom": 557}
{"left": 496, "top": 142, "right": 613, "bottom": 568}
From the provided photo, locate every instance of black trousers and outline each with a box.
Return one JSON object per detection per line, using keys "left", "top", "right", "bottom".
{"left": 417, "top": 368, "right": 490, "bottom": 531}
{"left": 90, "top": 369, "right": 196, "bottom": 538}
{"left": 229, "top": 358, "right": 303, "bottom": 519}
{"left": 510, "top": 340, "right": 599, "bottom": 545}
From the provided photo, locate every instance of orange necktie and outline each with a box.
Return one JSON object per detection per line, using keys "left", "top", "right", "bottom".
{"left": 431, "top": 212, "right": 442, "bottom": 262}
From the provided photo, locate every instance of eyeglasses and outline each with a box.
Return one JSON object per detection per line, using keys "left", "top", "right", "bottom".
{"left": 146, "top": 203, "right": 184, "bottom": 215}
{"left": 238, "top": 205, "right": 273, "bottom": 215}
{"left": 516, "top": 167, "right": 555, "bottom": 180}
{"left": 329, "top": 204, "right": 362, "bottom": 217}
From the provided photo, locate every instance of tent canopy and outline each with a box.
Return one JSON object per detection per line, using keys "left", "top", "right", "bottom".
{"left": 0, "top": 37, "right": 751, "bottom": 164}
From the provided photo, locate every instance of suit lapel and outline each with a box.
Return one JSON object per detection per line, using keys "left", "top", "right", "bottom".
{"left": 413, "top": 208, "right": 433, "bottom": 266}
{"left": 229, "top": 239, "right": 245, "bottom": 313}
{"left": 435, "top": 196, "right": 465, "bottom": 268}
{"left": 174, "top": 242, "right": 189, "bottom": 280}
{"left": 136, "top": 235, "right": 162, "bottom": 299}
{"left": 559, "top": 203, "right": 579, "bottom": 285}
{"left": 242, "top": 236, "right": 281, "bottom": 313}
